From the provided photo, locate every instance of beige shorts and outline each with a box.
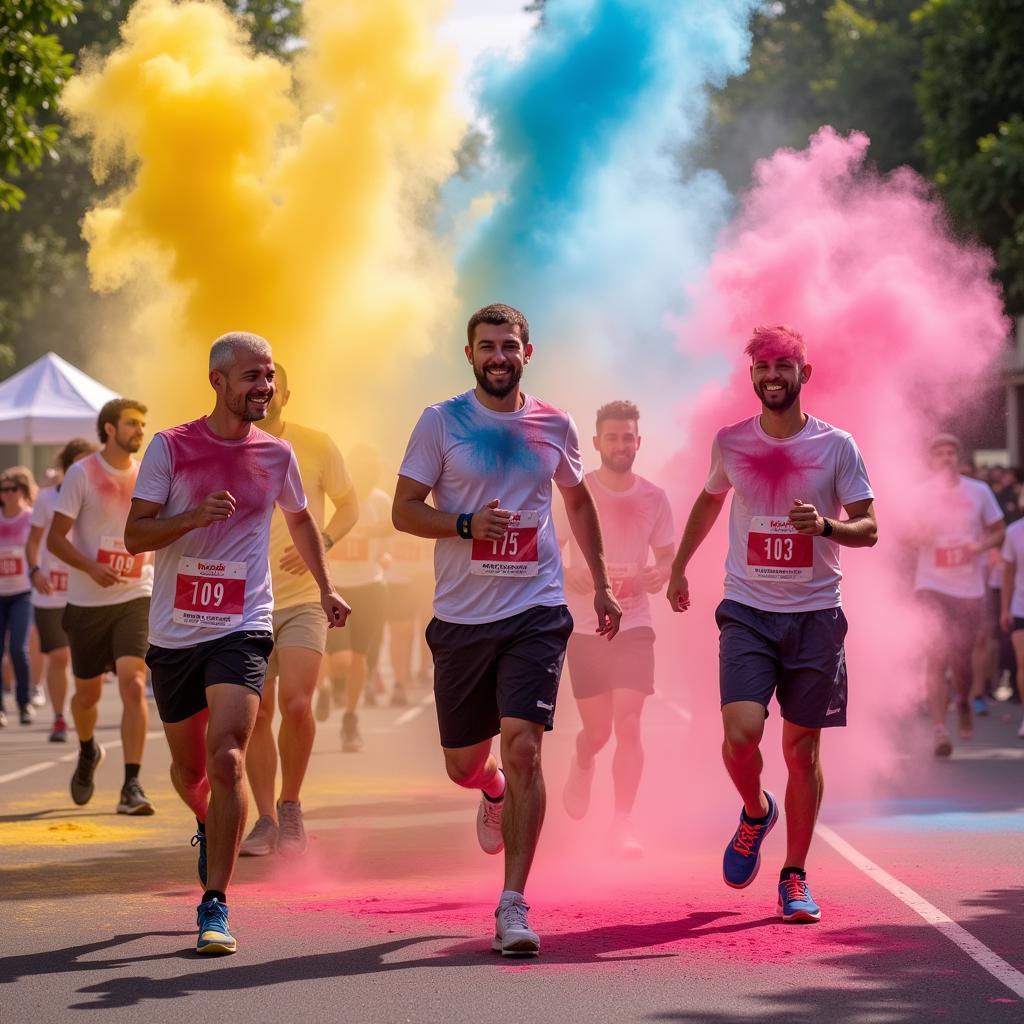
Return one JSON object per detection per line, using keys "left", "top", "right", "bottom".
{"left": 266, "top": 601, "right": 327, "bottom": 679}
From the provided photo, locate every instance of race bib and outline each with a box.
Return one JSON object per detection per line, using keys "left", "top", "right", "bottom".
{"left": 49, "top": 570, "right": 68, "bottom": 593}
{"left": 390, "top": 538, "right": 425, "bottom": 563}
{"left": 934, "top": 538, "right": 972, "bottom": 574}
{"left": 97, "top": 536, "right": 143, "bottom": 580}
{"left": 607, "top": 562, "right": 642, "bottom": 609}
{"left": 173, "top": 557, "right": 247, "bottom": 629}
{"left": 0, "top": 546, "right": 23, "bottom": 578}
{"left": 471, "top": 510, "right": 540, "bottom": 578}
{"left": 330, "top": 536, "right": 370, "bottom": 562}
{"left": 746, "top": 516, "right": 813, "bottom": 582}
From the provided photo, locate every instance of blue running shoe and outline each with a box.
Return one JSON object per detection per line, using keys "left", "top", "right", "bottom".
{"left": 973, "top": 695, "right": 988, "bottom": 717}
{"left": 196, "top": 898, "right": 236, "bottom": 955}
{"left": 191, "top": 824, "right": 207, "bottom": 887}
{"left": 722, "top": 790, "right": 778, "bottom": 889}
{"left": 777, "top": 872, "right": 821, "bottom": 923}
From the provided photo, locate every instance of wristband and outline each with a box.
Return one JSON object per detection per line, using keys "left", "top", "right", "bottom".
{"left": 321, "top": 532, "right": 335, "bottom": 550}
{"left": 821, "top": 518, "right": 834, "bottom": 538}
{"left": 28, "top": 565, "right": 40, "bottom": 578}
{"left": 456, "top": 513, "right": 473, "bottom": 540}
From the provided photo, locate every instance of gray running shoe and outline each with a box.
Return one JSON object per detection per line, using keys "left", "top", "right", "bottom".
{"left": 492, "top": 893, "right": 540, "bottom": 956}
{"left": 31, "top": 685, "right": 46, "bottom": 708}
{"left": 239, "top": 814, "right": 278, "bottom": 857}
{"left": 341, "top": 710, "right": 364, "bottom": 752}
{"left": 476, "top": 792, "right": 504, "bottom": 855}
{"left": 276, "top": 800, "right": 307, "bottom": 857}
{"left": 70, "top": 742, "right": 105, "bottom": 806}
{"left": 116, "top": 778, "right": 155, "bottom": 815}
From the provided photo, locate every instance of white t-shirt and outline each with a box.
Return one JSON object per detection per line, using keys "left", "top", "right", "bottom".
{"left": 705, "top": 415, "right": 874, "bottom": 613}
{"left": 0, "top": 508, "right": 32, "bottom": 597}
{"left": 55, "top": 453, "right": 153, "bottom": 607}
{"left": 29, "top": 487, "right": 72, "bottom": 609}
{"left": 133, "top": 418, "right": 307, "bottom": 649}
{"left": 913, "top": 475, "right": 1003, "bottom": 600}
{"left": 328, "top": 488, "right": 390, "bottom": 589}
{"left": 398, "top": 390, "right": 583, "bottom": 625}
{"left": 561, "top": 471, "right": 674, "bottom": 634}
{"left": 1001, "top": 520, "right": 1024, "bottom": 617}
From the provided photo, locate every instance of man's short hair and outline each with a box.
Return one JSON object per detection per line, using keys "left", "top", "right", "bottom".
{"left": 273, "top": 361, "right": 289, "bottom": 392}
{"left": 929, "top": 432, "right": 962, "bottom": 455}
{"left": 745, "top": 324, "right": 807, "bottom": 365}
{"left": 209, "top": 331, "right": 273, "bottom": 373}
{"left": 466, "top": 304, "right": 530, "bottom": 346}
{"left": 97, "top": 398, "right": 147, "bottom": 445}
{"left": 596, "top": 400, "right": 640, "bottom": 433}
{"left": 57, "top": 438, "right": 98, "bottom": 475}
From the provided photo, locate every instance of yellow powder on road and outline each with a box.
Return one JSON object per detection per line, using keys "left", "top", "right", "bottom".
{"left": 0, "top": 819, "right": 154, "bottom": 848}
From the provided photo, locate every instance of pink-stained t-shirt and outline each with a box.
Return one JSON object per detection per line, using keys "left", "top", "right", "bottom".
{"left": 705, "top": 414, "right": 874, "bottom": 613}
{"left": 55, "top": 452, "right": 153, "bottom": 607}
{"left": 0, "top": 507, "right": 33, "bottom": 597}
{"left": 29, "top": 487, "right": 73, "bottom": 609}
{"left": 133, "top": 417, "right": 307, "bottom": 649}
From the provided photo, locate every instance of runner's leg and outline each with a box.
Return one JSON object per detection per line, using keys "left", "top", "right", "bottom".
{"left": 611, "top": 688, "right": 646, "bottom": 815}
{"left": 115, "top": 654, "right": 148, "bottom": 765}
{"left": 245, "top": 672, "right": 278, "bottom": 819}
{"left": 780, "top": 721, "right": 823, "bottom": 870}
{"left": 575, "top": 692, "right": 613, "bottom": 768}
{"left": 70, "top": 674, "right": 103, "bottom": 744}
{"left": 164, "top": 708, "right": 211, "bottom": 820}
{"left": 721, "top": 700, "right": 769, "bottom": 819}
{"left": 277, "top": 646, "right": 321, "bottom": 803}
{"left": 47, "top": 646, "right": 69, "bottom": 718}
{"left": 499, "top": 717, "right": 546, "bottom": 894}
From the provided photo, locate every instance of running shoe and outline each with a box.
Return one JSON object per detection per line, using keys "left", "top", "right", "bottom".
{"left": 493, "top": 893, "right": 540, "bottom": 956}
{"left": 276, "top": 801, "right": 307, "bottom": 857}
{"left": 777, "top": 872, "right": 821, "bottom": 923}
{"left": 70, "top": 742, "right": 105, "bottom": 806}
{"left": 722, "top": 790, "right": 778, "bottom": 889}
{"left": 956, "top": 701, "right": 973, "bottom": 740}
{"left": 476, "top": 792, "right": 505, "bottom": 855}
{"left": 19, "top": 704, "right": 34, "bottom": 725}
{"left": 390, "top": 683, "right": 409, "bottom": 708}
{"left": 196, "top": 898, "right": 236, "bottom": 955}
{"left": 0, "top": 710, "right": 6, "bottom": 728}
{"left": 192, "top": 825, "right": 207, "bottom": 885}
{"left": 341, "top": 710, "right": 364, "bottom": 752}
{"left": 116, "top": 778, "right": 155, "bottom": 815}
{"left": 973, "top": 695, "right": 988, "bottom": 717}
{"left": 314, "top": 685, "right": 331, "bottom": 723}
{"left": 933, "top": 726, "right": 953, "bottom": 758}
{"left": 240, "top": 814, "right": 278, "bottom": 856}
{"left": 31, "top": 685, "right": 46, "bottom": 708}
{"left": 49, "top": 715, "right": 67, "bottom": 742}
{"left": 562, "top": 754, "right": 594, "bottom": 820}
{"left": 609, "top": 816, "right": 644, "bottom": 859}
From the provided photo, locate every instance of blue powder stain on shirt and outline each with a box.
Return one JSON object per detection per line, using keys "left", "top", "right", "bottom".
{"left": 445, "top": 394, "right": 542, "bottom": 475}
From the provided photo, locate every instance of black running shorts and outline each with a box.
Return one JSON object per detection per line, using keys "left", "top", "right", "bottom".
{"left": 34, "top": 606, "right": 68, "bottom": 654}
{"left": 63, "top": 597, "right": 150, "bottom": 679}
{"left": 566, "top": 626, "right": 656, "bottom": 700}
{"left": 426, "top": 604, "right": 573, "bottom": 748}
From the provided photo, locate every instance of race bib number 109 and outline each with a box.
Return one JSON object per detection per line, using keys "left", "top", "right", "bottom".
{"left": 173, "top": 557, "right": 247, "bottom": 628}
{"left": 471, "top": 510, "right": 540, "bottom": 578}
{"left": 746, "top": 516, "right": 813, "bottom": 582}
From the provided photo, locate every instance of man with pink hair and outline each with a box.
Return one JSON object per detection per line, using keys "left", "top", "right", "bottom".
{"left": 667, "top": 325, "right": 877, "bottom": 924}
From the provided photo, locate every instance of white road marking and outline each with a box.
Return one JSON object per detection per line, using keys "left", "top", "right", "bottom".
{"left": 393, "top": 693, "right": 434, "bottom": 727}
{"left": 816, "top": 823, "right": 1024, "bottom": 999}
{"left": 0, "top": 731, "right": 164, "bottom": 786}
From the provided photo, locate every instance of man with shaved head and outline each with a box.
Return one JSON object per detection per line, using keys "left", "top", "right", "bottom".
{"left": 125, "top": 332, "right": 351, "bottom": 955}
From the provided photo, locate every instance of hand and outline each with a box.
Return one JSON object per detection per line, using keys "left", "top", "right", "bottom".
{"left": 31, "top": 570, "right": 53, "bottom": 596}
{"left": 192, "top": 490, "right": 236, "bottom": 529}
{"left": 594, "top": 585, "right": 622, "bottom": 640}
{"left": 1000, "top": 610, "right": 1014, "bottom": 634}
{"left": 278, "top": 544, "right": 309, "bottom": 576}
{"left": 666, "top": 567, "right": 690, "bottom": 612}
{"left": 322, "top": 589, "right": 352, "bottom": 629}
{"left": 639, "top": 565, "right": 664, "bottom": 594}
{"left": 789, "top": 499, "right": 823, "bottom": 536}
{"left": 471, "top": 499, "right": 513, "bottom": 541}
{"left": 88, "top": 561, "right": 121, "bottom": 588}
{"left": 564, "top": 564, "right": 592, "bottom": 594}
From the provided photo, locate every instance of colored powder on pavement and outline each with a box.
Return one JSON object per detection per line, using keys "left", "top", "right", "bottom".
{"left": 63, "top": 0, "right": 462, "bottom": 448}
{"left": 0, "top": 820, "right": 149, "bottom": 847}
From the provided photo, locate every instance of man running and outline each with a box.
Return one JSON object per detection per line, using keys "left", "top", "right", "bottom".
{"left": 48, "top": 400, "right": 154, "bottom": 814}
{"left": 560, "top": 400, "right": 674, "bottom": 857}
{"left": 125, "top": 332, "right": 349, "bottom": 955}
{"left": 26, "top": 439, "right": 97, "bottom": 742}
{"left": 667, "top": 325, "right": 877, "bottom": 924}
{"left": 393, "top": 303, "right": 621, "bottom": 957}
{"left": 240, "top": 362, "right": 357, "bottom": 858}
{"left": 911, "top": 434, "right": 1004, "bottom": 756}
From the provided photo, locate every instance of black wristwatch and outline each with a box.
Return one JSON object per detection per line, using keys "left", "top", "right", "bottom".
{"left": 821, "top": 518, "right": 834, "bottom": 538}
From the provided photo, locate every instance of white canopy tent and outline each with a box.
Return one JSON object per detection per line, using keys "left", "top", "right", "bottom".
{"left": 0, "top": 352, "right": 118, "bottom": 466}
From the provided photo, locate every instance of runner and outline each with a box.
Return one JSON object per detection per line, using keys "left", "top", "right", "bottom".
{"left": 239, "top": 362, "right": 358, "bottom": 858}
{"left": 124, "top": 331, "right": 349, "bottom": 955}
{"left": 911, "top": 434, "right": 1004, "bottom": 757}
{"left": 559, "top": 400, "right": 674, "bottom": 858}
{"left": 0, "top": 467, "right": 37, "bottom": 726}
{"left": 393, "top": 303, "right": 621, "bottom": 957}
{"left": 667, "top": 324, "right": 877, "bottom": 924}
{"left": 47, "top": 401, "right": 154, "bottom": 813}
{"left": 998, "top": 515, "right": 1024, "bottom": 738}
{"left": 382, "top": 529, "right": 434, "bottom": 707}
{"left": 26, "top": 439, "right": 98, "bottom": 741}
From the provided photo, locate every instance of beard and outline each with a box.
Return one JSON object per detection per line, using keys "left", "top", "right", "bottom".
{"left": 474, "top": 362, "right": 522, "bottom": 398}
{"left": 228, "top": 389, "right": 271, "bottom": 422}
{"left": 754, "top": 378, "right": 801, "bottom": 412}
{"left": 600, "top": 451, "right": 635, "bottom": 473}
{"left": 114, "top": 433, "right": 142, "bottom": 454}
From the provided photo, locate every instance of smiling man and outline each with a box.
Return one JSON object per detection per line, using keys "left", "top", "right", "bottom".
{"left": 666, "top": 324, "right": 877, "bottom": 925}
{"left": 393, "top": 303, "right": 621, "bottom": 957}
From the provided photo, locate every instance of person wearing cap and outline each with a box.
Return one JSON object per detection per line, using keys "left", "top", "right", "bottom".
{"left": 911, "top": 434, "right": 1004, "bottom": 756}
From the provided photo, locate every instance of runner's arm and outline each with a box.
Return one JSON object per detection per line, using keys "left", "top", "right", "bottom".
{"left": 789, "top": 497, "right": 878, "bottom": 548}
{"left": 392, "top": 475, "right": 512, "bottom": 541}
{"left": 1001, "top": 558, "right": 1015, "bottom": 632}
{"left": 281, "top": 506, "right": 335, "bottom": 595}
{"left": 640, "top": 543, "right": 676, "bottom": 593}
{"left": 47, "top": 512, "right": 122, "bottom": 587}
{"left": 324, "top": 487, "right": 359, "bottom": 544}
{"left": 25, "top": 524, "right": 52, "bottom": 594}
{"left": 972, "top": 519, "right": 1005, "bottom": 555}
{"left": 124, "top": 493, "right": 234, "bottom": 554}
{"left": 666, "top": 489, "right": 728, "bottom": 612}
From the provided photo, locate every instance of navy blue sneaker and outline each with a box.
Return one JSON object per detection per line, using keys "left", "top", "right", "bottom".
{"left": 722, "top": 790, "right": 778, "bottom": 889}
{"left": 777, "top": 872, "right": 821, "bottom": 923}
{"left": 196, "top": 898, "right": 236, "bottom": 954}
{"left": 191, "top": 825, "right": 207, "bottom": 886}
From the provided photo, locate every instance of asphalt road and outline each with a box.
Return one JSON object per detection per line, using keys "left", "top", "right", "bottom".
{"left": 1, "top": 671, "right": 1022, "bottom": 1024}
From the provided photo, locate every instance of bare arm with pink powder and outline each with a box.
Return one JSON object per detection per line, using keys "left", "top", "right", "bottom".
{"left": 124, "top": 492, "right": 237, "bottom": 554}
{"left": 667, "top": 488, "right": 728, "bottom": 612}
{"left": 788, "top": 497, "right": 878, "bottom": 548}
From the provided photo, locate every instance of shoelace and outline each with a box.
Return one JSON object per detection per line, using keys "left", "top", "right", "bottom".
{"left": 731, "top": 819, "right": 765, "bottom": 857}
{"left": 500, "top": 899, "right": 531, "bottom": 931}
{"left": 198, "top": 900, "right": 228, "bottom": 930}
{"left": 279, "top": 809, "right": 302, "bottom": 841}
{"left": 191, "top": 831, "right": 204, "bottom": 849}
{"left": 481, "top": 799, "right": 503, "bottom": 828}
{"left": 780, "top": 877, "right": 809, "bottom": 904}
